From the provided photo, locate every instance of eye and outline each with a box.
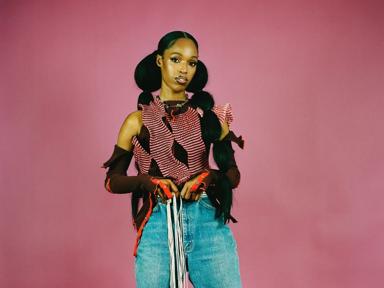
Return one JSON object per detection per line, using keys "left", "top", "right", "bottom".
{"left": 171, "top": 57, "right": 180, "bottom": 63}
{"left": 189, "top": 61, "right": 197, "bottom": 67}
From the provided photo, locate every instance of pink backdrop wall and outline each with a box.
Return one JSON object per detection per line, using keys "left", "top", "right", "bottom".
{"left": 1, "top": 0, "right": 383, "bottom": 287}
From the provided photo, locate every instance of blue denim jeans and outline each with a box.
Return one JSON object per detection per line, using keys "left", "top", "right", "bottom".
{"left": 135, "top": 192, "right": 242, "bottom": 287}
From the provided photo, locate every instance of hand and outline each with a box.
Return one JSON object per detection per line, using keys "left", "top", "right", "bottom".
{"left": 151, "top": 178, "right": 179, "bottom": 203}
{"left": 180, "top": 171, "right": 210, "bottom": 201}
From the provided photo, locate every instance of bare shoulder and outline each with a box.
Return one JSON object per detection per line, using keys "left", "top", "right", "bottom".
{"left": 116, "top": 110, "right": 142, "bottom": 151}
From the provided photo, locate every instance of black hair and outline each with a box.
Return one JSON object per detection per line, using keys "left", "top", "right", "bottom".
{"left": 132, "top": 30, "right": 236, "bottom": 224}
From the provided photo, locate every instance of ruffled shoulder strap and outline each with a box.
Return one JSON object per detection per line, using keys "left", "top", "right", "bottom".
{"left": 212, "top": 103, "right": 245, "bottom": 149}
{"left": 211, "top": 103, "right": 234, "bottom": 126}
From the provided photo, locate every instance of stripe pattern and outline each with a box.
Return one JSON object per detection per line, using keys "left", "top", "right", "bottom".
{"left": 132, "top": 95, "right": 207, "bottom": 185}
{"left": 212, "top": 102, "right": 234, "bottom": 126}
{"left": 132, "top": 95, "right": 234, "bottom": 185}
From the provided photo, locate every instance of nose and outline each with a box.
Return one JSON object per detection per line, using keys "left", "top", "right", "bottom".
{"left": 179, "top": 61, "right": 187, "bottom": 74}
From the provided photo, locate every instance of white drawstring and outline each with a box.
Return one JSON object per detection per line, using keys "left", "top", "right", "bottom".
{"left": 167, "top": 195, "right": 188, "bottom": 288}
{"left": 166, "top": 199, "right": 176, "bottom": 287}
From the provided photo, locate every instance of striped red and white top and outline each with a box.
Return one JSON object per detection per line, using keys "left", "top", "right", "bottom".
{"left": 131, "top": 94, "right": 234, "bottom": 185}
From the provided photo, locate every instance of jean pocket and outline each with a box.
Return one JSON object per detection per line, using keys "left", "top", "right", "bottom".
{"left": 198, "top": 193, "right": 216, "bottom": 210}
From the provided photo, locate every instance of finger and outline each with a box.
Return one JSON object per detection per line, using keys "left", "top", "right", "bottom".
{"left": 193, "top": 193, "right": 200, "bottom": 201}
{"left": 156, "top": 182, "right": 166, "bottom": 200}
{"left": 166, "top": 180, "right": 179, "bottom": 197}
{"left": 161, "top": 179, "right": 177, "bottom": 195}
{"left": 158, "top": 181, "right": 172, "bottom": 199}
{"left": 186, "top": 180, "right": 200, "bottom": 200}
{"left": 184, "top": 184, "right": 193, "bottom": 200}
{"left": 194, "top": 190, "right": 203, "bottom": 201}
{"left": 180, "top": 184, "right": 187, "bottom": 198}
{"left": 181, "top": 182, "right": 192, "bottom": 199}
{"left": 167, "top": 180, "right": 179, "bottom": 194}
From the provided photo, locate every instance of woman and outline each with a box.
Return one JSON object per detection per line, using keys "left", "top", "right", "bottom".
{"left": 102, "top": 31, "right": 244, "bottom": 287}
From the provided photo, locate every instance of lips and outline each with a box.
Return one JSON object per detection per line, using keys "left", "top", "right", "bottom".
{"left": 175, "top": 76, "right": 188, "bottom": 85}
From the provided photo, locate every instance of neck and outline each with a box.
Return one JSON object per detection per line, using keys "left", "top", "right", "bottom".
{"left": 159, "top": 85, "right": 187, "bottom": 101}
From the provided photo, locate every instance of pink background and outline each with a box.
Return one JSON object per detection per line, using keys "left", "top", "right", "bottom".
{"left": 1, "top": 0, "right": 384, "bottom": 287}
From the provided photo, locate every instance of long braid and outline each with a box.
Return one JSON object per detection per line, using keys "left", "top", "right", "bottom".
{"left": 190, "top": 90, "right": 236, "bottom": 224}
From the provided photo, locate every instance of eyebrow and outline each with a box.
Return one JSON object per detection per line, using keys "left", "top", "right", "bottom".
{"left": 170, "top": 52, "right": 198, "bottom": 60}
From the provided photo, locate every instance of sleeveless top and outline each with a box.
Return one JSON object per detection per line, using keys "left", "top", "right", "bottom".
{"left": 131, "top": 94, "right": 234, "bottom": 185}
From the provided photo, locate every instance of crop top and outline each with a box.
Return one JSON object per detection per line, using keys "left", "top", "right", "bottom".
{"left": 131, "top": 95, "right": 234, "bottom": 185}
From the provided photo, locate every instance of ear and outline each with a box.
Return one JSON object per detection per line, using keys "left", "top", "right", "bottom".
{"left": 156, "top": 54, "right": 162, "bottom": 68}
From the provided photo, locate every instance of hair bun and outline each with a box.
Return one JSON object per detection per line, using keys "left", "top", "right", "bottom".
{"left": 134, "top": 53, "right": 161, "bottom": 92}
{"left": 137, "top": 91, "right": 154, "bottom": 109}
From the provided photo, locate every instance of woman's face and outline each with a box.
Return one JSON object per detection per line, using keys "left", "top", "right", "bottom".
{"left": 156, "top": 38, "right": 198, "bottom": 93}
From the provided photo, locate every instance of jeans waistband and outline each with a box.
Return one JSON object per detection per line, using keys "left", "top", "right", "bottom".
{"left": 156, "top": 191, "right": 208, "bottom": 201}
